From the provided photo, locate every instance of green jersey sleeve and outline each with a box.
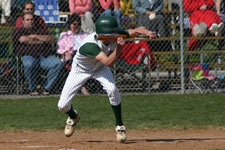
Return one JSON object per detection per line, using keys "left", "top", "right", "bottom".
{"left": 79, "top": 43, "right": 101, "bottom": 58}
{"left": 124, "top": 30, "right": 129, "bottom": 36}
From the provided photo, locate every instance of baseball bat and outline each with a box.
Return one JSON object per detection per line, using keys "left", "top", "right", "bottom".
{"left": 95, "top": 34, "right": 149, "bottom": 40}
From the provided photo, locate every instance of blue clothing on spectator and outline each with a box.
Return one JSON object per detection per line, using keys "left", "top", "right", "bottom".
{"left": 219, "top": 1, "right": 225, "bottom": 36}
{"left": 132, "top": 0, "right": 164, "bottom": 14}
{"left": 22, "top": 55, "right": 63, "bottom": 91}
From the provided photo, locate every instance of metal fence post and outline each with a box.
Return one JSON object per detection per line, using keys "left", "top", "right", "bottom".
{"left": 179, "top": 0, "right": 185, "bottom": 94}
{"left": 16, "top": 56, "right": 19, "bottom": 95}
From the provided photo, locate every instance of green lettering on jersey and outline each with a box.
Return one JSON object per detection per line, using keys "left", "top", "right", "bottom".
{"left": 79, "top": 43, "right": 101, "bottom": 58}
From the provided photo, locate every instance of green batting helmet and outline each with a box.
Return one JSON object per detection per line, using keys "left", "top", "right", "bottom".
{"left": 95, "top": 16, "right": 129, "bottom": 35}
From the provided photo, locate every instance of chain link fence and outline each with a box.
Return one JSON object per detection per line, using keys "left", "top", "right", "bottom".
{"left": 0, "top": 0, "right": 225, "bottom": 95}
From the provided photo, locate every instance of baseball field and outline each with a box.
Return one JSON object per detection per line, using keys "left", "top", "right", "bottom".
{"left": 1, "top": 94, "right": 225, "bottom": 150}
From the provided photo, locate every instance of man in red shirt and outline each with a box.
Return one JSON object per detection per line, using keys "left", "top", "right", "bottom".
{"left": 15, "top": 1, "right": 47, "bottom": 32}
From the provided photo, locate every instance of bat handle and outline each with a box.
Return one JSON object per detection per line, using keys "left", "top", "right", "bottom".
{"left": 96, "top": 35, "right": 137, "bottom": 40}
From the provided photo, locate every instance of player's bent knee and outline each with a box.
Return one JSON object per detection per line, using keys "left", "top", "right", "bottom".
{"left": 58, "top": 102, "right": 71, "bottom": 113}
{"left": 107, "top": 86, "right": 119, "bottom": 96}
{"left": 108, "top": 87, "right": 121, "bottom": 106}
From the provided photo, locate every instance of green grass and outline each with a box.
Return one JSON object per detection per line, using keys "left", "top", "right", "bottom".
{"left": 1, "top": 94, "right": 225, "bottom": 131}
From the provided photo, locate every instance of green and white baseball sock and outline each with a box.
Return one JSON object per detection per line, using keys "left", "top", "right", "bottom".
{"left": 66, "top": 106, "right": 78, "bottom": 119}
{"left": 111, "top": 103, "right": 123, "bottom": 126}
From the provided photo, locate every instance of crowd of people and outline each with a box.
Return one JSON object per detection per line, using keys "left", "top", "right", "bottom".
{"left": 0, "top": 0, "right": 225, "bottom": 96}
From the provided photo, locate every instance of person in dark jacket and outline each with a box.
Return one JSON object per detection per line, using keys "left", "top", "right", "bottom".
{"left": 13, "top": 13, "right": 63, "bottom": 95}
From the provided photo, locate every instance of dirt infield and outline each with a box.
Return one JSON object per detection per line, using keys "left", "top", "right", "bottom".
{"left": 1, "top": 129, "right": 225, "bottom": 150}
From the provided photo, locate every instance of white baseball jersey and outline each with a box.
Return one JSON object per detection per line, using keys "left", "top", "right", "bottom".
{"left": 73, "top": 32, "right": 116, "bottom": 72}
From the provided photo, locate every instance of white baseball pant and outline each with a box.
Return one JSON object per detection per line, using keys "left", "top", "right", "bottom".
{"left": 58, "top": 65, "right": 121, "bottom": 112}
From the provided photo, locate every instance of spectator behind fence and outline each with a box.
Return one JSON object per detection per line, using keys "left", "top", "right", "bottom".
{"left": 0, "top": 0, "right": 11, "bottom": 25}
{"left": 216, "top": 0, "right": 225, "bottom": 36}
{"left": 132, "top": 0, "right": 172, "bottom": 51}
{"left": 57, "top": 14, "right": 90, "bottom": 95}
{"left": 69, "top": 0, "right": 95, "bottom": 33}
{"left": 15, "top": 1, "right": 47, "bottom": 32}
{"left": 184, "top": 0, "right": 224, "bottom": 50}
{"left": 12, "top": 13, "right": 63, "bottom": 96}
{"left": 99, "top": 0, "right": 121, "bottom": 27}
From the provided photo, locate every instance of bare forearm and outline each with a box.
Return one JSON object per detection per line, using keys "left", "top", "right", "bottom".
{"left": 28, "top": 34, "right": 53, "bottom": 42}
{"left": 128, "top": 28, "right": 148, "bottom": 35}
{"left": 96, "top": 38, "right": 125, "bottom": 67}
{"left": 19, "top": 36, "right": 43, "bottom": 44}
{"left": 216, "top": 0, "right": 224, "bottom": 17}
{"left": 127, "top": 28, "right": 156, "bottom": 39}
{"left": 96, "top": 45, "right": 123, "bottom": 67}
{"left": 106, "top": 45, "right": 122, "bottom": 67}
{"left": 113, "top": 0, "right": 119, "bottom": 10}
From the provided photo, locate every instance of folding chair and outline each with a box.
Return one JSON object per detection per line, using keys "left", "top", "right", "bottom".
{"left": 214, "top": 75, "right": 225, "bottom": 93}
{"left": 114, "top": 41, "right": 156, "bottom": 91}
{"left": 189, "top": 64, "right": 215, "bottom": 94}
{"left": 0, "top": 43, "right": 26, "bottom": 94}
{"left": 0, "top": 43, "right": 14, "bottom": 94}
{"left": 34, "top": 0, "right": 66, "bottom": 24}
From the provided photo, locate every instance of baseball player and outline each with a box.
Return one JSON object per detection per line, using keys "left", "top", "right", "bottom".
{"left": 57, "top": 16, "right": 156, "bottom": 142}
